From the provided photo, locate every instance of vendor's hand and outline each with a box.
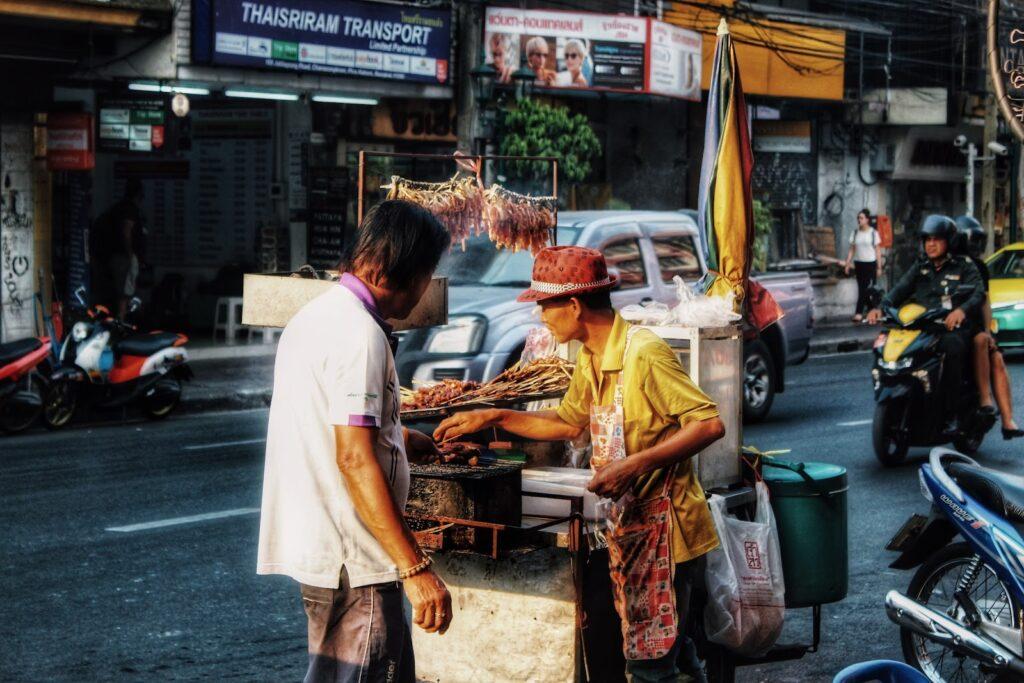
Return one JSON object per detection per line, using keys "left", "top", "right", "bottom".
{"left": 433, "top": 410, "right": 495, "bottom": 443}
{"left": 866, "top": 309, "right": 883, "bottom": 325}
{"left": 944, "top": 308, "right": 966, "bottom": 331}
{"left": 404, "top": 568, "right": 452, "bottom": 634}
{"left": 405, "top": 428, "right": 440, "bottom": 463}
{"left": 587, "top": 458, "right": 639, "bottom": 500}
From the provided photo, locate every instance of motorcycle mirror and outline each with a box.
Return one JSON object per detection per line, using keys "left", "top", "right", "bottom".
{"left": 74, "top": 286, "right": 86, "bottom": 307}
{"left": 129, "top": 297, "right": 142, "bottom": 313}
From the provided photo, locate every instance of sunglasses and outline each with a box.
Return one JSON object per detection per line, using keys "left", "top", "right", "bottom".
{"left": 528, "top": 51, "right": 548, "bottom": 57}
{"left": 565, "top": 52, "right": 581, "bottom": 59}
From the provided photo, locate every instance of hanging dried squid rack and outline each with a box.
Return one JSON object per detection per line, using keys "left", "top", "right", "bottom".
{"left": 357, "top": 150, "right": 560, "bottom": 250}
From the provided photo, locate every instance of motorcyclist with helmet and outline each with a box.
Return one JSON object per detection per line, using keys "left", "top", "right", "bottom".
{"left": 866, "top": 215, "right": 984, "bottom": 436}
{"left": 953, "top": 215, "right": 1023, "bottom": 440}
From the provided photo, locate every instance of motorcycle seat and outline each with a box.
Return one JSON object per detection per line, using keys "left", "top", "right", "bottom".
{"left": 115, "top": 332, "right": 182, "bottom": 357}
{"left": 0, "top": 338, "right": 42, "bottom": 366}
{"left": 949, "top": 463, "right": 1024, "bottom": 527}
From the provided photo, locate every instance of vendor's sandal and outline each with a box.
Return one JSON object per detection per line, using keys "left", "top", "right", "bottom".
{"left": 852, "top": 314, "right": 863, "bottom": 323}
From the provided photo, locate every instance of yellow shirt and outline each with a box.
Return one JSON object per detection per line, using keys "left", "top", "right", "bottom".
{"left": 556, "top": 314, "right": 720, "bottom": 563}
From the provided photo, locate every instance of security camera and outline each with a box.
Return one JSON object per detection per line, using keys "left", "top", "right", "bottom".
{"left": 988, "top": 141, "right": 1009, "bottom": 156}
{"left": 954, "top": 134, "right": 967, "bottom": 148}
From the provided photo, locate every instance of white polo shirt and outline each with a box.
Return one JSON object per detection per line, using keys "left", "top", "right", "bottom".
{"left": 257, "top": 279, "right": 409, "bottom": 589}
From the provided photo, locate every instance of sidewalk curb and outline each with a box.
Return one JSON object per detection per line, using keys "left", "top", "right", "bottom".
{"left": 180, "top": 388, "right": 271, "bottom": 414}
{"left": 808, "top": 336, "right": 876, "bottom": 356}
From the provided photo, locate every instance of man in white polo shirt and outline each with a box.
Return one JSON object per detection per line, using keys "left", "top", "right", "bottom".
{"left": 258, "top": 200, "right": 452, "bottom": 683}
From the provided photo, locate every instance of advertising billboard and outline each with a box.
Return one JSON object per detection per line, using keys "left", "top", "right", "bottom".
{"left": 483, "top": 8, "right": 700, "bottom": 100}
{"left": 193, "top": 0, "right": 451, "bottom": 85}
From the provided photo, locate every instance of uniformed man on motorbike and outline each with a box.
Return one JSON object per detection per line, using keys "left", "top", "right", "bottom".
{"left": 866, "top": 214, "right": 984, "bottom": 436}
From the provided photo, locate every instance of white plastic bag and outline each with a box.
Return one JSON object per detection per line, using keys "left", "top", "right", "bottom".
{"left": 669, "top": 276, "right": 741, "bottom": 328}
{"left": 620, "top": 300, "right": 672, "bottom": 325}
{"left": 703, "top": 482, "right": 786, "bottom": 657}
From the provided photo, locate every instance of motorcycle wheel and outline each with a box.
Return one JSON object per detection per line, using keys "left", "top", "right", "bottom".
{"left": 873, "top": 402, "right": 909, "bottom": 466}
{"left": 144, "top": 377, "right": 181, "bottom": 419}
{"left": 901, "top": 542, "right": 1020, "bottom": 682}
{"left": 42, "top": 379, "right": 77, "bottom": 430}
{"left": 0, "top": 376, "right": 44, "bottom": 434}
{"left": 953, "top": 432, "right": 984, "bottom": 455}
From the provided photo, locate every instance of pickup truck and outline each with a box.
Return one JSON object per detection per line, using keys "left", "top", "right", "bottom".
{"left": 395, "top": 210, "right": 814, "bottom": 422}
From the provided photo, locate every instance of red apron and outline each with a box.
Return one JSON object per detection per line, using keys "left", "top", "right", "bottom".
{"left": 590, "top": 327, "right": 678, "bottom": 661}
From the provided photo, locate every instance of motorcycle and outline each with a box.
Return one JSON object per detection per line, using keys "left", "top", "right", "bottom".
{"left": 885, "top": 447, "right": 1024, "bottom": 682}
{"left": 871, "top": 302, "right": 994, "bottom": 466}
{"left": 0, "top": 336, "right": 52, "bottom": 433}
{"left": 43, "top": 297, "right": 192, "bottom": 428}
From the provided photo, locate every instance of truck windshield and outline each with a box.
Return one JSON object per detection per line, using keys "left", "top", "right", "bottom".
{"left": 437, "top": 227, "right": 581, "bottom": 286}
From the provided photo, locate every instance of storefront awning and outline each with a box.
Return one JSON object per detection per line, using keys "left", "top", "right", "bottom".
{"left": 0, "top": 0, "right": 171, "bottom": 31}
{"left": 664, "top": 0, "right": 850, "bottom": 101}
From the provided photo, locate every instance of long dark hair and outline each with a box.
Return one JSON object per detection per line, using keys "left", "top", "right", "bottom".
{"left": 858, "top": 208, "right": 872, "bottom": 225}
{"left": 341, "top": 200, "right": 450, "bottom": 290}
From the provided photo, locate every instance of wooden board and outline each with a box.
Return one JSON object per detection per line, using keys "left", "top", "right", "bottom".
{"left": 241, "top": 273, "right": 447, "bottom": 331}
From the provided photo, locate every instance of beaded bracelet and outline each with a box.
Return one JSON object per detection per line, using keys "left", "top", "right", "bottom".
{"left": 398, "top": 555, "right": 433, "bottom": 580}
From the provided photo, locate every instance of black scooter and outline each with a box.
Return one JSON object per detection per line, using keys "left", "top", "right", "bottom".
{"left": 871, "top": 302, "right": 995, "bottom": 466}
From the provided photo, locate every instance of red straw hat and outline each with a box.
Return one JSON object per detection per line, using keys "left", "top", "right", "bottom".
{"left": 517, "top": 246, "right": 619, "bottom": 303}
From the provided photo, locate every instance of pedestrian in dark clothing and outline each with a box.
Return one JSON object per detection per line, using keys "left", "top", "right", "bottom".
{"left": 93, "top": 178, "right": 145, "bottom": 318}
{"left": 844, "top": 209, "right": 883, "bottom": 322}
{"left": 867, "top": 215, "right": 983, "bottom": 435}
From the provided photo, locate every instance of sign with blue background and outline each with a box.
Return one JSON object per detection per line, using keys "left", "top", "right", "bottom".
{"left": 192, "top": 0, "right": 451, "bottom": 85}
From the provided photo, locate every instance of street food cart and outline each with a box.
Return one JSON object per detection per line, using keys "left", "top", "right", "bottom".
{"left": 241, "top": 148, "right": 848, "bottom": 682}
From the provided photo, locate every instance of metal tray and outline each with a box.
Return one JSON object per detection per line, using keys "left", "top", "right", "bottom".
{"left": 400, "top": 389, "right": 566, "bottom": 420}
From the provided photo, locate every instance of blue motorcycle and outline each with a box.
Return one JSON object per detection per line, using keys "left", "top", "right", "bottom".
{"left": 886, "top": 448, "right": 1024, "bottom": 682}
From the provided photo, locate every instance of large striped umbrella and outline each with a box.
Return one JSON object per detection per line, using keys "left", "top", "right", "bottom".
{"left": 697, "top": 19, "right": 754, "bottom": 310}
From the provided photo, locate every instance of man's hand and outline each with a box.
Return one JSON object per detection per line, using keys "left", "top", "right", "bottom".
{"left": 944, "top": 308, "right": 966, "bottom": 331}
{"left": 404, "top": 428, "right": 440, "bottom": 463}
{"left": 404, "top": 569, "right": 452, "bottom": 634}
{"left": 866, "top": 308, "right": 883, "bottom": 325}
{"left": 433, "top": 410, "right": 495, "bottom": 443}
{"left": 844, "top": 262, "right": 852, "bottom": 276}
{"left": 587, "top": 458, "right": 640, "bottom": 500}
{"left": 988, "top": 334, "right": 998, "bottom": 352}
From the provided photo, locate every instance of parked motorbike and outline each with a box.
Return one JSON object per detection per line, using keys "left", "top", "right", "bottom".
{"left": 885, "top": 447, "right": 1024, "bottom": 682}
{"left": 43, "top": 297, "right": 192, "bottom": 428}
{"left": 871, "top": 302, "right": 994, "bottom": 466}
{"left": 0, "top": 336, "right": 52, "bottom": 433}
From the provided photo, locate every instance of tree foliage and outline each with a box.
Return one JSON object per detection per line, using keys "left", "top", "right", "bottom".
{"left": 498, "top": 99, "right": 602, "bottom": 184}
{"left": 752, "top": 199, "right": 774, "bottom": 272}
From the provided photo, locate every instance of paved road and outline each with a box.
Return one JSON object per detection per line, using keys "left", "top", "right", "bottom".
{"left": 3, "top": 351, "right": 1023, "bottom": 682}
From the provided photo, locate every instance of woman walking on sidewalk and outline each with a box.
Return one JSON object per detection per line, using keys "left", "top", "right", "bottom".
{"left": 844, "top": 208, "right": 883, "bottom": 322}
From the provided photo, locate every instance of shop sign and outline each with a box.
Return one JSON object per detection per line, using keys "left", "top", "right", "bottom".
{"left": 647, "top": 21, "right": 701, "bottom": 100}
{"left": 97, "top": 97, "right": 167, "bottom": 153}
{"left": 483, "top": 9, "right": 701, "bottom": 99}
{"left": 371, "top": 100, "right": 457, "bottom": 142}
{"left": 752, "top": 120, "right": 811, "bottom": 154}
{"left": 193, "top": 0, "right": 451, "bottom": 86}
{"left": 47, "top": 113, "right": 95, "bottom": 170}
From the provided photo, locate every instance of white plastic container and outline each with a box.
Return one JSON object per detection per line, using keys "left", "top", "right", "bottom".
{"left": 521, "top": 467, "right": 600, "bottom": 521}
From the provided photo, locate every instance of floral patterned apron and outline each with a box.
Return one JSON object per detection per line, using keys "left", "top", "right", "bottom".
{"left": 590, "top": 327, "right": 678, "bottom": 661}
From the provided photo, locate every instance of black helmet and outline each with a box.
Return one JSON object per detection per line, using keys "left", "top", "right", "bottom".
{"left": 954, "top": 215, "right": 986, "bottom": 257}
{"left": 920, "top": 214, "right": 958, "bottom": 244}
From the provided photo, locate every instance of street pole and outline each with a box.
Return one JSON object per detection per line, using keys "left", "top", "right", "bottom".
{"left": 983, "top": 67, "right": 999, "bottom": 252}
{"left": 966, "top": 142, "right": 977, "bottom": 218}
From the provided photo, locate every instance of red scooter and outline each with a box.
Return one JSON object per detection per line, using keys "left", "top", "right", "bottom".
{"left": 0, "top": 336, "right": 53, "bottom": 433}
{"left": 44, "top": 294, "right": 191, "bottom": 428}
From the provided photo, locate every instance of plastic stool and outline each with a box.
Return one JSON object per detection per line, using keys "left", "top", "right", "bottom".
{"left": 246, "top": 326, "right": 282, "bottom": 344}
{"left": 213, "top": 296, "right": 244, "bottom": 343}
{"left": 833, "top": 660, "right": 928, "bottom": 683}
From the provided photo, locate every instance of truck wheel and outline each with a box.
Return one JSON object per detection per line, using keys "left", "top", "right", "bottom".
{"left": 742, "top": 340, "right": 775, "bottom": 423}
{"left": 873, "top": 402, "right": 909, "bottom": 466}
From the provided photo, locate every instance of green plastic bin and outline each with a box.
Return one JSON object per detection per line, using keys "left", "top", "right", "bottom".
{"left": 761, "top": 458, "right": 849, "bottom": 608}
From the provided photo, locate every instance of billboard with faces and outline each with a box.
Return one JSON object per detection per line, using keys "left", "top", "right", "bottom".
{"left": 483, "top": 8, "right": 701, "bottom": 100}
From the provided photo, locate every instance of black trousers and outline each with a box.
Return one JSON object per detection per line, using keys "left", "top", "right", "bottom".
{"left": 854, "top": 260, "right": 877, "bottom": 315}
{"left": 938, "top": 328, "right": 973, "bottom": 416}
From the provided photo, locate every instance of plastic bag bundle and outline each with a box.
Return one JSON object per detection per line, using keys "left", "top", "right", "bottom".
{"left": 669, "top": 276, "right": 741, "bottom": 328}
{"left": 620, "top": 300, "right": 672, "bottom": 325}
{"left": 703, "top": 482, "right": 786, "bottom": 657}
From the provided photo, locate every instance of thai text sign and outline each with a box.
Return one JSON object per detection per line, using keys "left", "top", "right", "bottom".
{"left": 196, "top": 0, "right": 451, "bottom": 85}
{"left": 483, "top": 8, "right": 700, "bottom": 100}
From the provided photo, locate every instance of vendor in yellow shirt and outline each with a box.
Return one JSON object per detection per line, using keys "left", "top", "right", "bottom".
{"left": 435, "top": 246, "right": 724, "bottom": 683}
